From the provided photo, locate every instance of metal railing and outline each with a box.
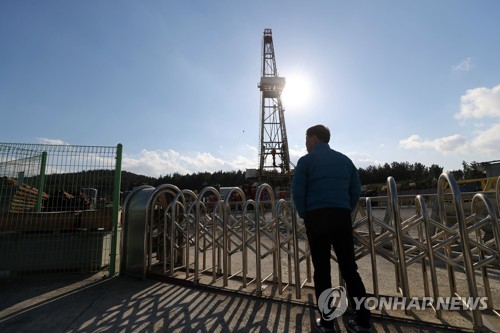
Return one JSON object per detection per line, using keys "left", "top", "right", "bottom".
{"left": 123, "top": 172, "right": 499, "bottom": 332}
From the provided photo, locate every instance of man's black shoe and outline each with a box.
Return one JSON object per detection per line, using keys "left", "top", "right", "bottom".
{"left": 314, "top": 318, "right": 336, "bottom": 333}
{"left": 345, "top": 318, "right": 372, "bottom": 333}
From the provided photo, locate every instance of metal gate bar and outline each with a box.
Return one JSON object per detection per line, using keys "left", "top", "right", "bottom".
{"left": 123, "top": 172, "right": 499, "bottom": 332}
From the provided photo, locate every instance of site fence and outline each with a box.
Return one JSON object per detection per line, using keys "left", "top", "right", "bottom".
{"left": 122, "top": 173, "right": 499, "bottom": 332}
{"left": 0, "top": 142, "right": 122, "bottom": 278}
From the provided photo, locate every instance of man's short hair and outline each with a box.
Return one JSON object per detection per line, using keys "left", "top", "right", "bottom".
{"left": 306, "top": 125, "right": 330, "bottom": 143}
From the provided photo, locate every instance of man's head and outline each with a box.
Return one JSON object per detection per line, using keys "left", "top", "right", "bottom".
{"left": 306, "top": 124, "right": 330, "bottom": 152}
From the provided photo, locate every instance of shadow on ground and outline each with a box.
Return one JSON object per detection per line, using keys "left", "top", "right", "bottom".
{"left": 0, "top": 275, "right": 479, "bottom": 332}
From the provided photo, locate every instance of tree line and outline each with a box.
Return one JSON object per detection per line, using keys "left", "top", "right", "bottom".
{"left": 121, "top": 170, "right": 247, "bottom": 193}
{"left": 121, "top": 161, "right": 488, "bottom": 193}
{"left": 358, "top": 160, "right": 488, "bottom": 193}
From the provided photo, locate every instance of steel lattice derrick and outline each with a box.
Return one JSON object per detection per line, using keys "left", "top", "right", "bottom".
{"left": 258, "top": 29, "right": 290, "bottom": 182}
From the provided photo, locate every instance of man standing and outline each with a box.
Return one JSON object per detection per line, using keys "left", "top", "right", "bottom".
{"left": 292, "top": 125, "right": 371, "bottom": 333}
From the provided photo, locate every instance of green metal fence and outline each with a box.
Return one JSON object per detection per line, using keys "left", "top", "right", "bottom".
{"left": 0, "top": 143, "right": 122, "bottom": 278}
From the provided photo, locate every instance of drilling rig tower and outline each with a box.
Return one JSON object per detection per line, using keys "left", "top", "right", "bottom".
{"left": 256, "top": 28, "right": 292, "bottom": 192}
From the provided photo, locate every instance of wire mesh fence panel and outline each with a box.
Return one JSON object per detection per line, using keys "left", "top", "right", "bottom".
{"left": 0, "top": 143, "right": 122, "bottom": 278}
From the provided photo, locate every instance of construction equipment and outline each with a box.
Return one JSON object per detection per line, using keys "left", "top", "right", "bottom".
{"left": 246, "top": 28, "right": 292, "bottom": 195}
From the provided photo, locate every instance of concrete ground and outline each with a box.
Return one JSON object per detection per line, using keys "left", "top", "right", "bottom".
{"left": 1, "top": 208, "right": 498, "bottom": 332}
{"left": 0, "top": 272, "right": 493, "bottom": 333}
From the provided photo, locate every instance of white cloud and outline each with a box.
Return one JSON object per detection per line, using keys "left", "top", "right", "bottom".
{"left": 229, "top": 144, "right": 258, "bottom": 170}
{"left": 400, "top": 126, "right": 500, "bottom": 160}
{"left": 289, "top": 146, "right": 307, "bottom": 167}
{"left": 122, "top": 146, "right": 258, "bottom": 177}
{"left": 122, "top": 149, "right": 190, "bottom": 176}
{"left": 456, "top": 84, "right": 500, "bottom": 120}
{"left": 229, "top": 154, "right": 256, "bottom": 170}
{"left": 399, "top": 134, "right": 467, "bottom": 153}
{"left": 36, "top": 138, "right": 70, "bottom": 145}
{"left": 452, "top": 57, "right": 472, "bottom": 72}
{"left": 347, "top": 151, "right": 383, "bottom": 169}
{"left": 179, "top": 152, "right": 226, "bottom": 171}
{"left": 471, "top": 122, "right": 500, "bottom": 154}
{"left": 400, "top": 84, "right": 500, "bottom": 162}
{"left": 289, "top": 147, "right": 382, "bottom": 169}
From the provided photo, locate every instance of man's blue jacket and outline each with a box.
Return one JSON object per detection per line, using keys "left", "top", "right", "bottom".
{"left": 291, "top": 142, "right": 361, "bottom": 218}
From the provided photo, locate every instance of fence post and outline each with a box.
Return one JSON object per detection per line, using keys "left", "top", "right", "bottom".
{"left": 35, "top": 151, "right": 47, "bottom": 212}
{"left": 109, "top": 143, "right": 123, "bottom": 276}
{"left": 438, "top": 172, "right": 483, "bottom": 330}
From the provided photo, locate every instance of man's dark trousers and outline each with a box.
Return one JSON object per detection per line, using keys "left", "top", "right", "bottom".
{"left": 305, "top": 207, "right": 371, "bottom": 328}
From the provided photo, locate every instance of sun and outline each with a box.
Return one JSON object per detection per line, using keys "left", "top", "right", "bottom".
{"left": 281, "top": 73, "right": 312, "bottom": 109}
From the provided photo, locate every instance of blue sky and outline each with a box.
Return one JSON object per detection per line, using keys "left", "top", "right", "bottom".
{"left": 1, "top": 1, "right": 500, "bottom": 177}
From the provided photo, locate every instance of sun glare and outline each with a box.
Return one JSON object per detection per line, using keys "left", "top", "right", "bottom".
{"left": 281, "top": 73, "right": 312, "bottom": 109}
